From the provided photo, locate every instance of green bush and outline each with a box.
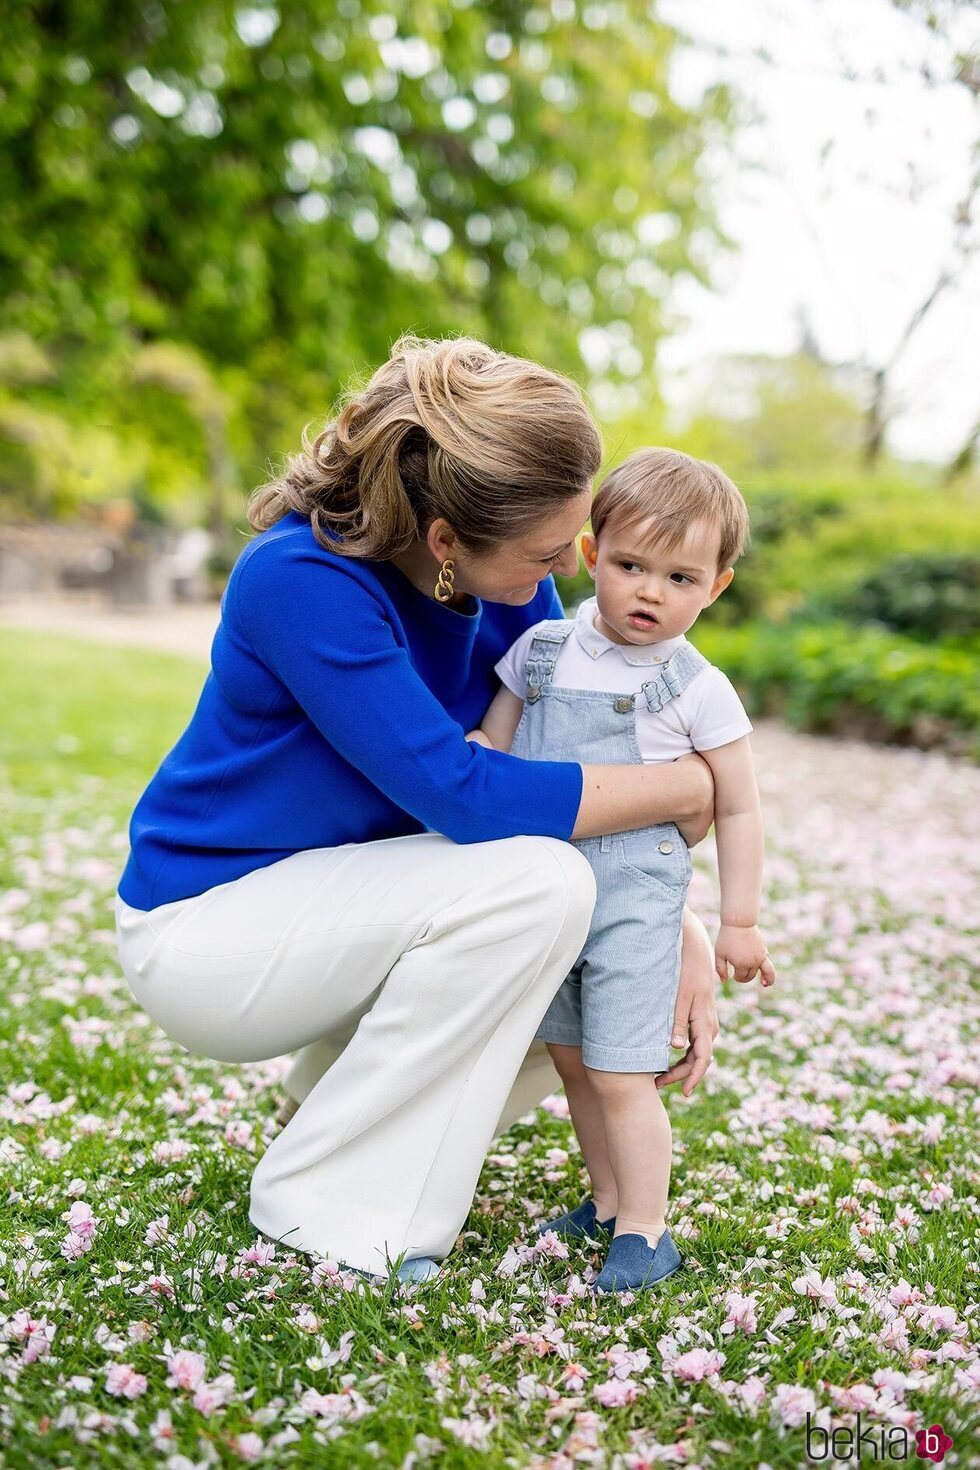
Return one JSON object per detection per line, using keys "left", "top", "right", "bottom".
{"left": 832, "top": 553, "right": 980, "bottom": 640}
{"left": 690, "top": 618, "right": 980, "bottom": 760}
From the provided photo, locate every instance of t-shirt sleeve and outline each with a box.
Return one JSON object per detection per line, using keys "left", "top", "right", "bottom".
{"left": 686, "top": 666, "right": 754, "bottom": 751}
{"left": 234, "top": 545, "right": 583, "bottom": 846}
{"left": 495, "top": 624, "right": 539, "bottom": 698}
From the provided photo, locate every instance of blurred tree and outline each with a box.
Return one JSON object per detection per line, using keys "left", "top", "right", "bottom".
{"left": 0, "top": 0, "right": 733, "bottom": 436}
{"left": 682, "top": 350, "right": 866, "bottom": 475}
{"left": 132, "top": 342, "right": 233, "bottom": 549}
{"left": 858, "top": 0, "right": 978, "bottom": 464}
{"left": 595, "top": 347, "right": 867, "bottom": 480}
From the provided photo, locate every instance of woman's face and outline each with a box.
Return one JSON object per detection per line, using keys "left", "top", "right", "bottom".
{"left": 452, "top": 488, "right": 593, "bottom": 605}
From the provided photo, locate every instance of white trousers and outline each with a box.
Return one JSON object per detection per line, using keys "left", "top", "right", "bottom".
{"left": 114, "top": 833, "right": 596, "bottom": 1274}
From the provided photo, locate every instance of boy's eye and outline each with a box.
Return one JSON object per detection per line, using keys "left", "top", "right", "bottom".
{"left": 670, "top": 573, "right": 691, "bottom": 584}
{"left": 620, "top": 561, "right": 642, "bottom": 573}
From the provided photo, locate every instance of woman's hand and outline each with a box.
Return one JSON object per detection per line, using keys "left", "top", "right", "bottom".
{"left": 656, "top": 906, "right": 719, "bottom": 1097}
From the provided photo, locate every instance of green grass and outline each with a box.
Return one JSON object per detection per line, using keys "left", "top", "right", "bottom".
{"left": 0, "top": 631, "right": 205, "bottom": 801}
{"left": 0, "top": 631, "right": 977, "bottom": 1469}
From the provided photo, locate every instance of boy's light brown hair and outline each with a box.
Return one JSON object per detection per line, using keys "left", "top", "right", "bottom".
{"left": 590, "top": 448, "right": 749, "bottom": 571}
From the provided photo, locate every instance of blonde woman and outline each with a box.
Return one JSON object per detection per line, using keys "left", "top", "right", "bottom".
{"left": 114, "top": 337, "right": 718, "bottom": 1284}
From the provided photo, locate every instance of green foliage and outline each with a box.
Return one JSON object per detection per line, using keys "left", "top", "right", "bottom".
{"left": 691, "top": 618, "right": 980, "bottom": 760}
{"left": 833, "top": 552, "right": 980, "bottom": 640}
{"left": 0, "top": 0, "right": 735, "bottom": 521}
{"left": 688, "top": 475, "right": 980, "bottom": 629}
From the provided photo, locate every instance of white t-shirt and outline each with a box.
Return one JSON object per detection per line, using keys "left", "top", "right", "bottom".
{"left": 495, "top": 597, "right": 752, "bottom": 764}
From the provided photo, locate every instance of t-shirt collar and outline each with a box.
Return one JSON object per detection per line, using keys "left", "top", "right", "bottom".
{"left": 575, "top": 596, "right": 689, "bottom": 664}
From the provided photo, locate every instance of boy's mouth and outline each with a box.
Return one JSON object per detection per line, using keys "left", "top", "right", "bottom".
{"left": 627, "top": 611, "right": 659, "bottom": 630}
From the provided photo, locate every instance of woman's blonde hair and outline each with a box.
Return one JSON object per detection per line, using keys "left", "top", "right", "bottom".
{"left": 248, "top": 334, "right": 603, "bottom": 558}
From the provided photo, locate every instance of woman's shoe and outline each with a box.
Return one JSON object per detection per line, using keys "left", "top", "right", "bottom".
{"left": 334, "top": 1255, "right": 441, "bottom": 1284}
{"left": 593, "top": 1228, "right": 682, "bottom": 1293}
{"left": 394, "top": 1256, "right": 442, "bottom": 1283}
{"left": 538, "top": 1199, "right": 616, "bottom": 1240}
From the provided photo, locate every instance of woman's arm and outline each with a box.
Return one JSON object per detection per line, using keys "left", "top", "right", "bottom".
{"left": 470, "top": 687, "right": 717, "bottom": 847}
{"left": 573, "top": 753, "right": 715, "bottom": 848}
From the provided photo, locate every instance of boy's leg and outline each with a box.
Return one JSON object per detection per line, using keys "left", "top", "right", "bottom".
{"left": 585, "top": 1068, "right": 672, "bottom": 1247}
{"left": 547, "top": 1042, "right": 618, "bottom": 1223}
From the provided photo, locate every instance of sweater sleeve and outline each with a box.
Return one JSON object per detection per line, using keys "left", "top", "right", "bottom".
{"left": 234, "top": 545, "right": 584, "bottom": 846}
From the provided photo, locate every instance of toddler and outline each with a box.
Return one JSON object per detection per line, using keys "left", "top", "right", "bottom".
{"left": 469, "top": 448, "right": 776, "bottom": 1293}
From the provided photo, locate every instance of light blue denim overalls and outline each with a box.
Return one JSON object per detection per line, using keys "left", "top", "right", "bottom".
{"left": 511, "top": 620, "right": 709, "bottom": 1073}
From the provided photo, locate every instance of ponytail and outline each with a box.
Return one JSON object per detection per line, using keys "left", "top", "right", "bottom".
{"left": 248, "top": 335, "right": 602, "bottom": 558}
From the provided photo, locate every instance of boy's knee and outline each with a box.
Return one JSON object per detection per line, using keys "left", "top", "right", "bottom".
{"left": 548, "top": 1041, "right": 587, "bottom": 1085}
{"left": 585, "top": 1066, "right": 656, "bottom": 1105}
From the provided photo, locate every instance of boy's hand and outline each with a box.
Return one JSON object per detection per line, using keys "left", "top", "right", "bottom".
{"left": 715, "top": 924, "right": 776, "bottom": 986}
{"left": 466, "top": 729, "right": 494, "bottom": 748}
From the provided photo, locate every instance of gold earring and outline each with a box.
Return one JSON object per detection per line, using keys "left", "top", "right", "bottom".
{"left": 434, "top": 558, "right": 456, "bottom": 603}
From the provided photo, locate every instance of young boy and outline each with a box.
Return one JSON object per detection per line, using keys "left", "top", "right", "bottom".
{"left": 468, "top": 447, "right": 776, "bottom": 1294}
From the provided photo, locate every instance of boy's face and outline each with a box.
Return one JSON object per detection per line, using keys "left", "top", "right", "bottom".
{"left": 582, "top": 513, "right": 734, "bottom": 647}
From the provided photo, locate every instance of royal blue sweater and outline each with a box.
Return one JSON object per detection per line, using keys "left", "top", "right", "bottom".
{"left": 118, "top": 512, "right": 584, "bottom": 911}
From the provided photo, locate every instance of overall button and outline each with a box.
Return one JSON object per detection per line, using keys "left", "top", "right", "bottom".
{"left": 658, "top": 840, "right": 674, "bottom": 854}
{"left": 613, "top": 697, "right": 632, "bottom": 713}
{"left": 527, "top": 688, "right": 541, "bottom": 703}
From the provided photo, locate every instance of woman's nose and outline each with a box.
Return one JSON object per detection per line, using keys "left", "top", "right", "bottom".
{"left": 553, "top": 544, "right": 580, "bottom": 578}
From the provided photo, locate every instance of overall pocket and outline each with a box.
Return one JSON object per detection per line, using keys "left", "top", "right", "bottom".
{"left": 615, "top": 827, "right": 691, "bottom": 902}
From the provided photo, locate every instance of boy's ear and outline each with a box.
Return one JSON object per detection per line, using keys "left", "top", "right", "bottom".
{"left": 581, "top": 532, "right": 598, "bottom": 578}
{"left": 706, "top": 567, "right": 735, "bottom": 604}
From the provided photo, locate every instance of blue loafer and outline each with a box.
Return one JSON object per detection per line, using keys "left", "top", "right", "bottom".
{"left": 538, "top": 1199, "right": 616, "bottom": 1240}
{"left": 394, "top": 1255, "right": 441, "bottom": 1283}
{"left": 338, "top": 1255, "right": 441, "bottom": 1284}
{"left": 593, "top": 1228, "right": 683, "bottom": 1294}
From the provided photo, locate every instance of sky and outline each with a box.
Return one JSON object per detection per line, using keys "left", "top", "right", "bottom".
{"left": 656, "top": 0, "right": 979, "bottom": 462}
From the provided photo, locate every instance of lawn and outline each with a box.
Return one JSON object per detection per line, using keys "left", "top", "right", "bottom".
{"left": 0, "top": 631, "right": 977, "bottom": 1469}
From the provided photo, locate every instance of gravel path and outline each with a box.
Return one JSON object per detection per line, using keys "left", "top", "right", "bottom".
{"left": 0, "top": 596, "right": 219, "bottom": 662}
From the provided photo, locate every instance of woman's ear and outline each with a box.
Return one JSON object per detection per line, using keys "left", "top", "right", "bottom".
{"left": 426, "top": 518, "right": 456, "bottom": 563}
{"left": 581, "top": 532, "right": 599, "bottom": 579}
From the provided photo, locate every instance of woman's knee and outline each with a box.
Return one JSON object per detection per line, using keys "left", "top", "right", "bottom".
{"left": 509, "top": 837, "right": 596, "bottom": 934}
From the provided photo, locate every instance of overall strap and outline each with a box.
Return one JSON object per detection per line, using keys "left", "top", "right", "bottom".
{"left": 640, "top": 641, "right": 711, "bottom": 714}
{"left": 524, "top": 620, "right": 575, "bottom": 701}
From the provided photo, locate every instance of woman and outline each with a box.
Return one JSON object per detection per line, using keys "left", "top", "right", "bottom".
{"left": 114, "top": 336, "right": 718, "bottom": 1284}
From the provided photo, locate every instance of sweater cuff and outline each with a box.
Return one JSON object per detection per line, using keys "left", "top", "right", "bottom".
{"left": 491, "top": 755, "right": 583, "bottom": 843}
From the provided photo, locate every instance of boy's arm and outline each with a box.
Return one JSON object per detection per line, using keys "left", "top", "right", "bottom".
{"left": 467, "top": 685, "right": 524, "bottom": 753}
{"left": 699, "top": 736, "right": 776, "bottom": 986}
